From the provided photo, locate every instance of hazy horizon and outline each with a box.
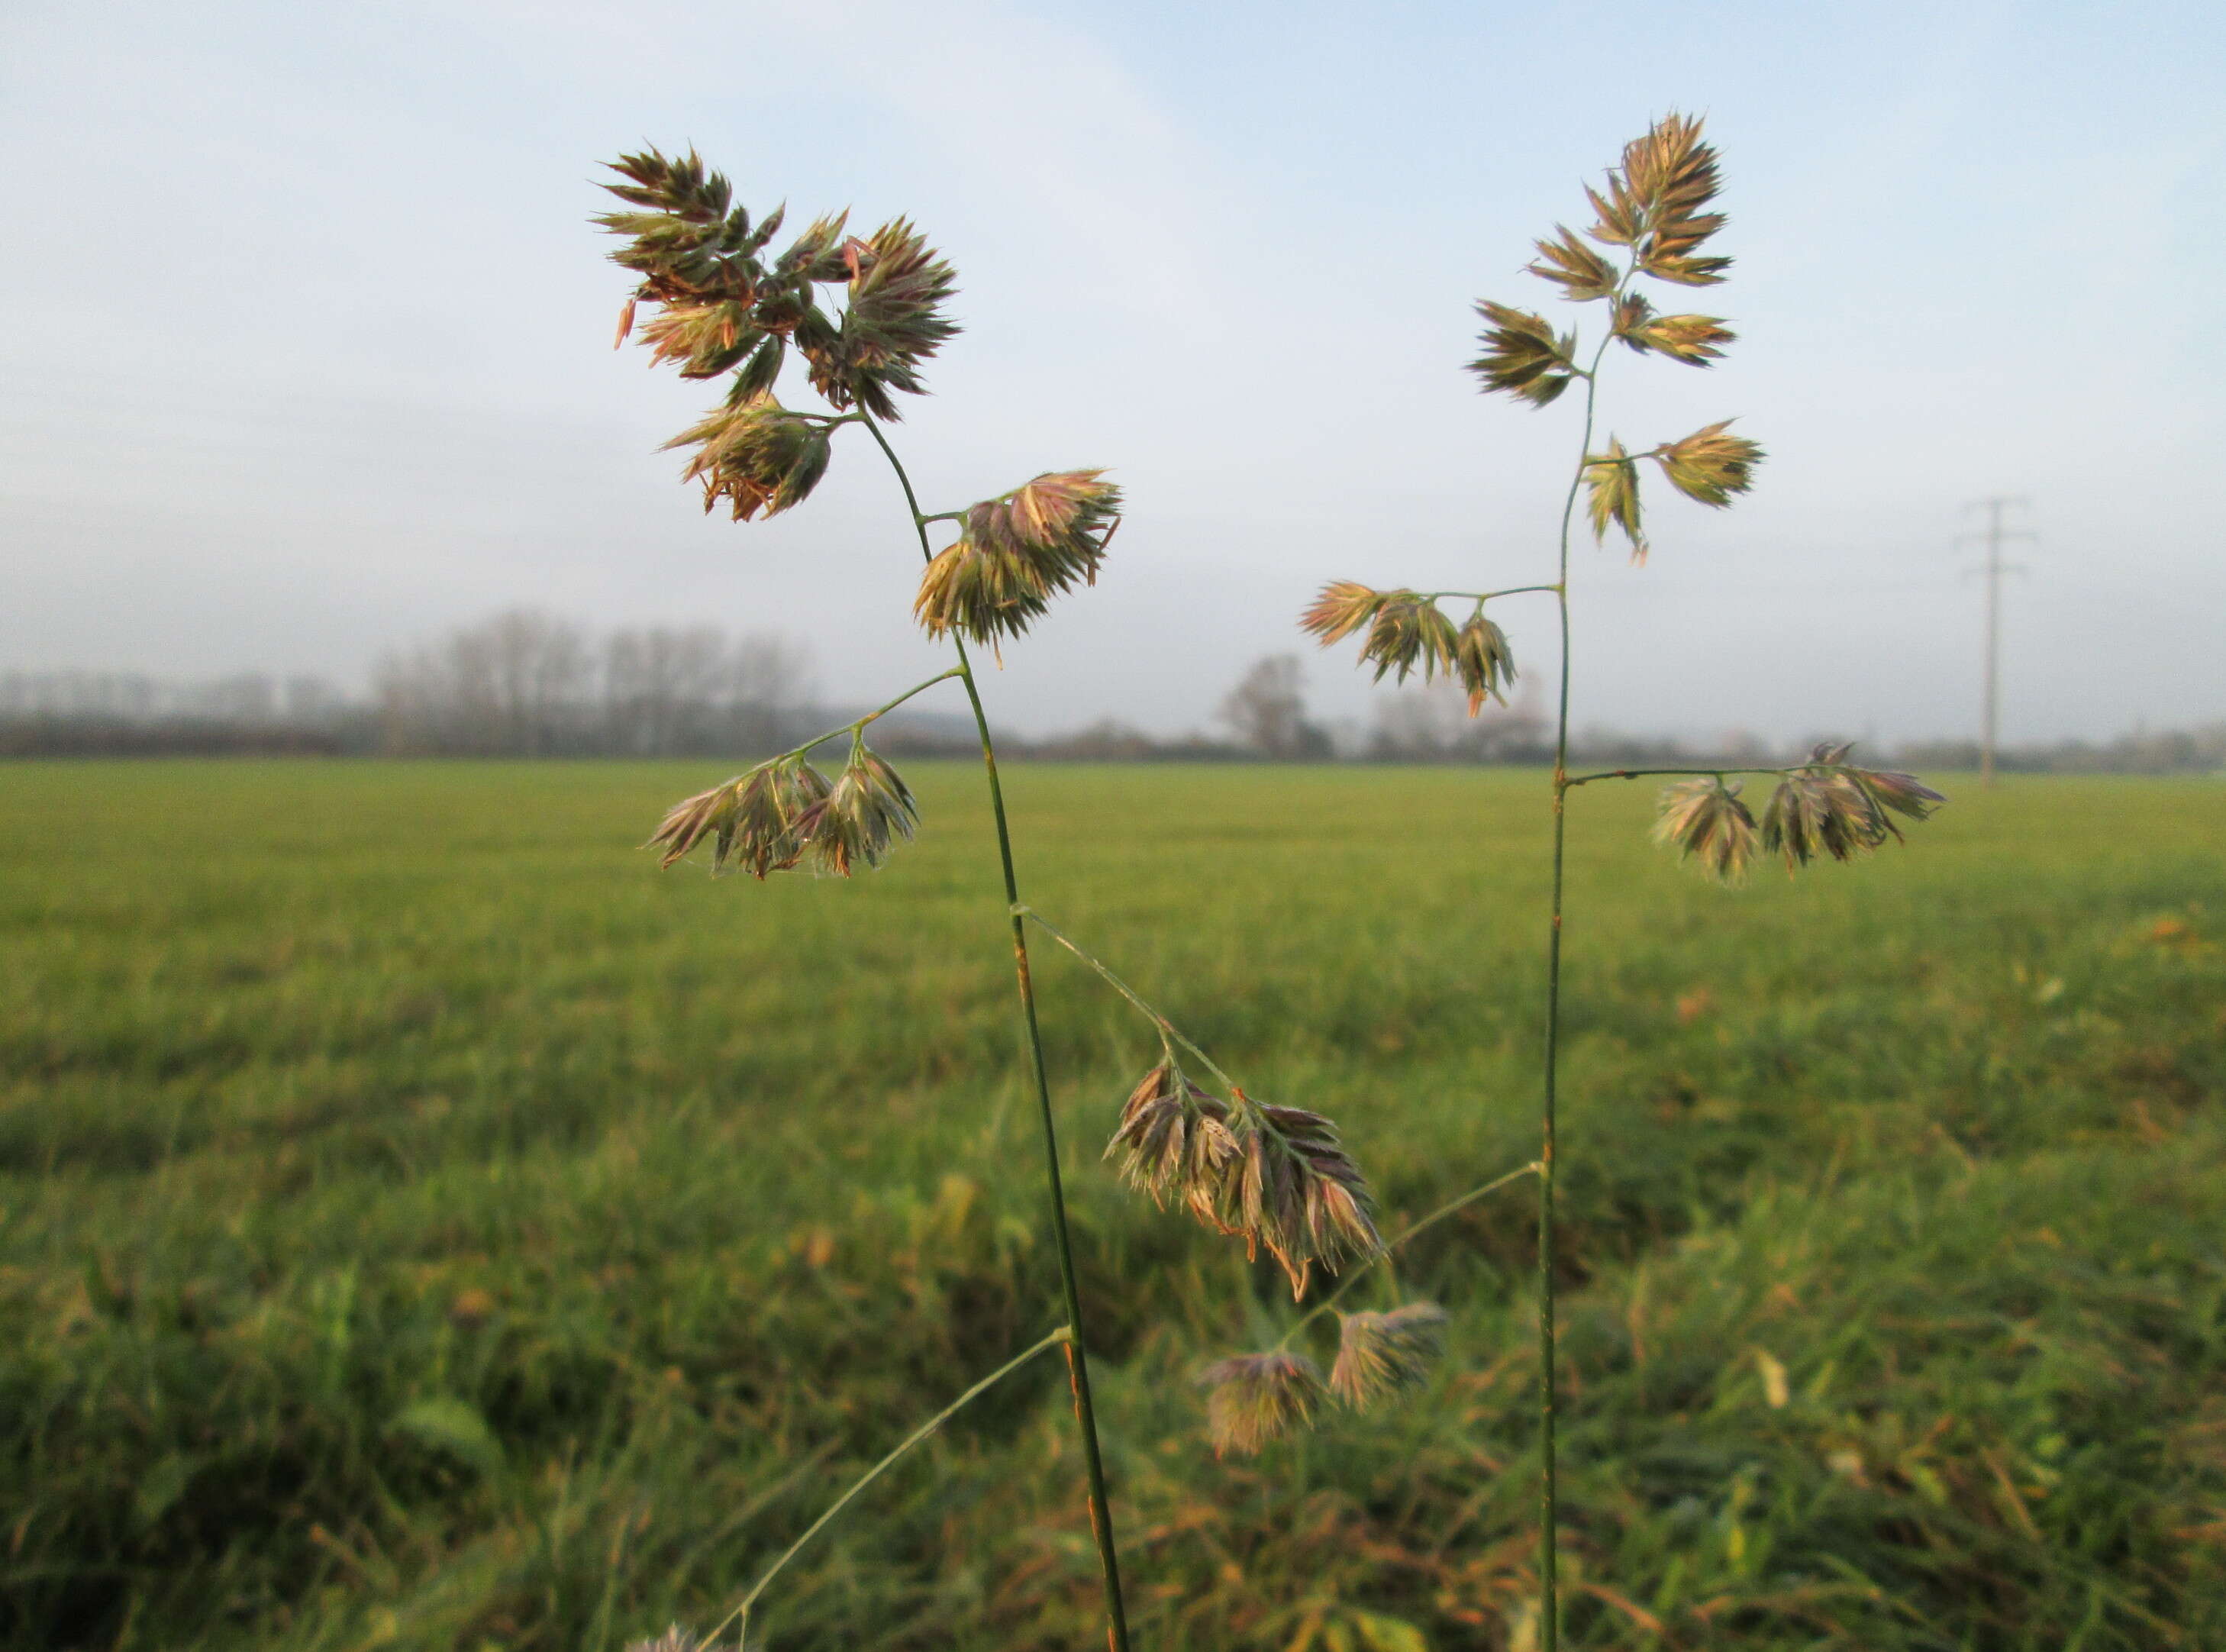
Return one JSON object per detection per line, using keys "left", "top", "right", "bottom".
{"left": 5, "top": 0, "right": 2221, "bottom": 746}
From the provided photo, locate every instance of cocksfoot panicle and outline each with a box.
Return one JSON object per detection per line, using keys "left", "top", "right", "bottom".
{"left": 1198, "top": 1350, "right": 1326, "bottom": 1457}
{"left": 1330, "top": 1302, "right": 1450, "bottom": 1408}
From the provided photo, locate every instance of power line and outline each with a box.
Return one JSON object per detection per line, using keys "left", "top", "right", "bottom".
{"left": 1958, "top": 498, "right": 2035, "bottom": 787}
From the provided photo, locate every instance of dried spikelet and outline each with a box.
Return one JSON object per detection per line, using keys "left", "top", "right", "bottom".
{"left": 1330, "top": 1302, "right": 1450, "bottom": 1408}
{"left": 1651, "top": 777, "right": 1760, "bottom": 886}
{"left": 1467, "top": 302, "right": 1577, "bottom": 406}
{"left": 662, "top": 395, "right": 832, "bottom": 521}
{"left": 913, "top": 472, "right": 1122, "bottom": 646}
{"left": 793, "top": 743, "right": 918, "bottom": 876}
{"left": 1197, "top": 1350, "right": 1324, "bottom": 1456}
{"left": 1452, "top": 612, "right": 1517, "bottom": 714}
{"left": 626, "top": 1628, "right": 708, "bottom": 1652}
{"left": 1650, "top": 421, "right": 1763, "bottom": 508}
{"left": 1298, "top": 581, "right": 1385, "bottom": 646}
{"left": 1582, "top": 439, "right": 1647, "bottom": 561}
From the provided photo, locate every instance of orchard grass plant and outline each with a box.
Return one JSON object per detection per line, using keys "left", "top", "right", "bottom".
{"left": 1293, "top": 115, "right": 1946, "bottom": 1645}
{"left": 597, "top": 147, "right": 1422, "bottom": 1649}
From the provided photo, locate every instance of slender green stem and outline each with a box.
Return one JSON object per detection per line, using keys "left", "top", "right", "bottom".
{"left": 857, "top": 411, "right": 1134, "bottom": 1652}
{"left": 1563, "top": 761, "right": 1863, "bottom": 788}
{"left": 763, "top": 669, "right": 964, "bottom": 764}
{"left": 714, "top": 1328, "right": 1072, "bottom": 1648}
{"left": 1537, "top": 319, "right": 1615, "bottom": 1651}
{"left": 1418, "top": 583, "right": 1565, "bottom": 604}
{"left": 1274, "top": 1160, "right": 1541, "bottom": 1349}
{"left": 1018, "top": 908, "right": 1244, "bottom": 1095}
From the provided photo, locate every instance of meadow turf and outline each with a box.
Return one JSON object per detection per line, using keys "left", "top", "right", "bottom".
{"left": 2, "top": 759, "right": 2222, "bottom": 1651}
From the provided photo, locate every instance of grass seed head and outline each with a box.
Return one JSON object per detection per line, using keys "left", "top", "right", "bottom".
{"left": 1359, "top": 593, "right": 1460, "bottom": 686}
{"left": 1453, "top": 611, "right": 1517, "bottom": 714}
{"left": 1198, "top": 1350, "right": 1325, "bottom": 1457}
{"left": 1760, "top": 747, "right": 1896, "bottom": 871}
{"left": 1652, "top": 776, "right": 1760, "bottom": 885}
{"left": 798, "top": 217, "right": 960, "bottom": 421}
{"left": 1331, "top": 1302, "right": 1451, "bottom": 1409}
{"left": 661, "top": 395, "right": 832, "bottom": 522}
{"left": 1850, "top": 763, "right": 1948, "bottom": 826}
{"left": 1582, "top": 438, "right": 1648, "bottom": 562}
{"left": 1468, "top": 301, "right": 1578, "bottom": 407}
{"left": 793, "top": 743, "right": 918, "bottom": 876}
{"left": 1298, "top": 581, "right": 1386, "bottom": 647}
{"left": 647, "top": 757, "right": 836, "bottom": 877}
{"left": 1113, "top": 1075, "right": 1380, "bottom": 1296}
{"left": 1651, "top": 420, "right": 1763, "bottom": 508}
{"left": 1242, "top": 1101, "right": 1382, "bottom": 1299}
{"left": 913, "top": 472, "right": 1122, "bottom": 647}
{"left": 626, "top": 1628, "right": 710, "bottom": 1652}
{"left": 1106, "top": 1059, "right": 1231, "bottom": 1203}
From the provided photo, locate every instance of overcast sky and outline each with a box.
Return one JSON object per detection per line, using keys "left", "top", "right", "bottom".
{"left": 3, "top": 0, "right": 2221, "bottom": 743}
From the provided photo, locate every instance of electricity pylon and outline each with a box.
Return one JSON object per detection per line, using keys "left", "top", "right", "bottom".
{"left": 1959, "top": 498, "right": 2034, "bottom": 788}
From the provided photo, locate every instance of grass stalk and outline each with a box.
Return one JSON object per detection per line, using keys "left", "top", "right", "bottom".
{"left": 860, "top": 411, "right": 1134, "bottom": 1652}
{"left": 1537, "top": 330, "right": 1610, "bottom": 1650}
{"left": 712, "top": 1328, "right": 1073, "bottom": 1648}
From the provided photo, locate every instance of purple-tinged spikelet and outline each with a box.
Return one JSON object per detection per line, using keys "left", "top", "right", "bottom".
{"left": 915, "top": 472, "right": 1123, "bottom": 647}
{"left": 1330, "top": 1302, "right": 1450, "bottom": 1408}
{"left": 1198, "top": 1350, "right": 1324, "bottom": 1457}
{"left": 1107, "top": 1072, "right": 1381, "bottom": 1299}
{"left": 1651, "top": 777, "right": 1760, "bottom": 886}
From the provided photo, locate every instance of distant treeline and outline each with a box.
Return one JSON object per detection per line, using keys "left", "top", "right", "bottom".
{"left": 6, "top": 612, "right": 2223, "bottom": 772}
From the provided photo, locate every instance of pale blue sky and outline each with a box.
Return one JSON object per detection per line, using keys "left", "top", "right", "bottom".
{"left": 2, "top": 0, "right": 2220, "bottom": 742}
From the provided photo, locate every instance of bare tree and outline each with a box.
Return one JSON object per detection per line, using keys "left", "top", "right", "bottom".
{"left": 1218, "top": 653, "right": 1326, "bottom": 759}
{"left": 376, "top": 608, "right": 592, "bottom": 754}
{"left": 604, "top": 625, "right": 730, "bottom": 755}
{"left": 729, "top": 629, "right": 812, "bottom": 753}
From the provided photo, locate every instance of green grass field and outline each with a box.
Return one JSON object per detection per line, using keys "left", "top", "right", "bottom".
{"left": 2, "top": 760, "right": 2222, "bottom": 1650}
